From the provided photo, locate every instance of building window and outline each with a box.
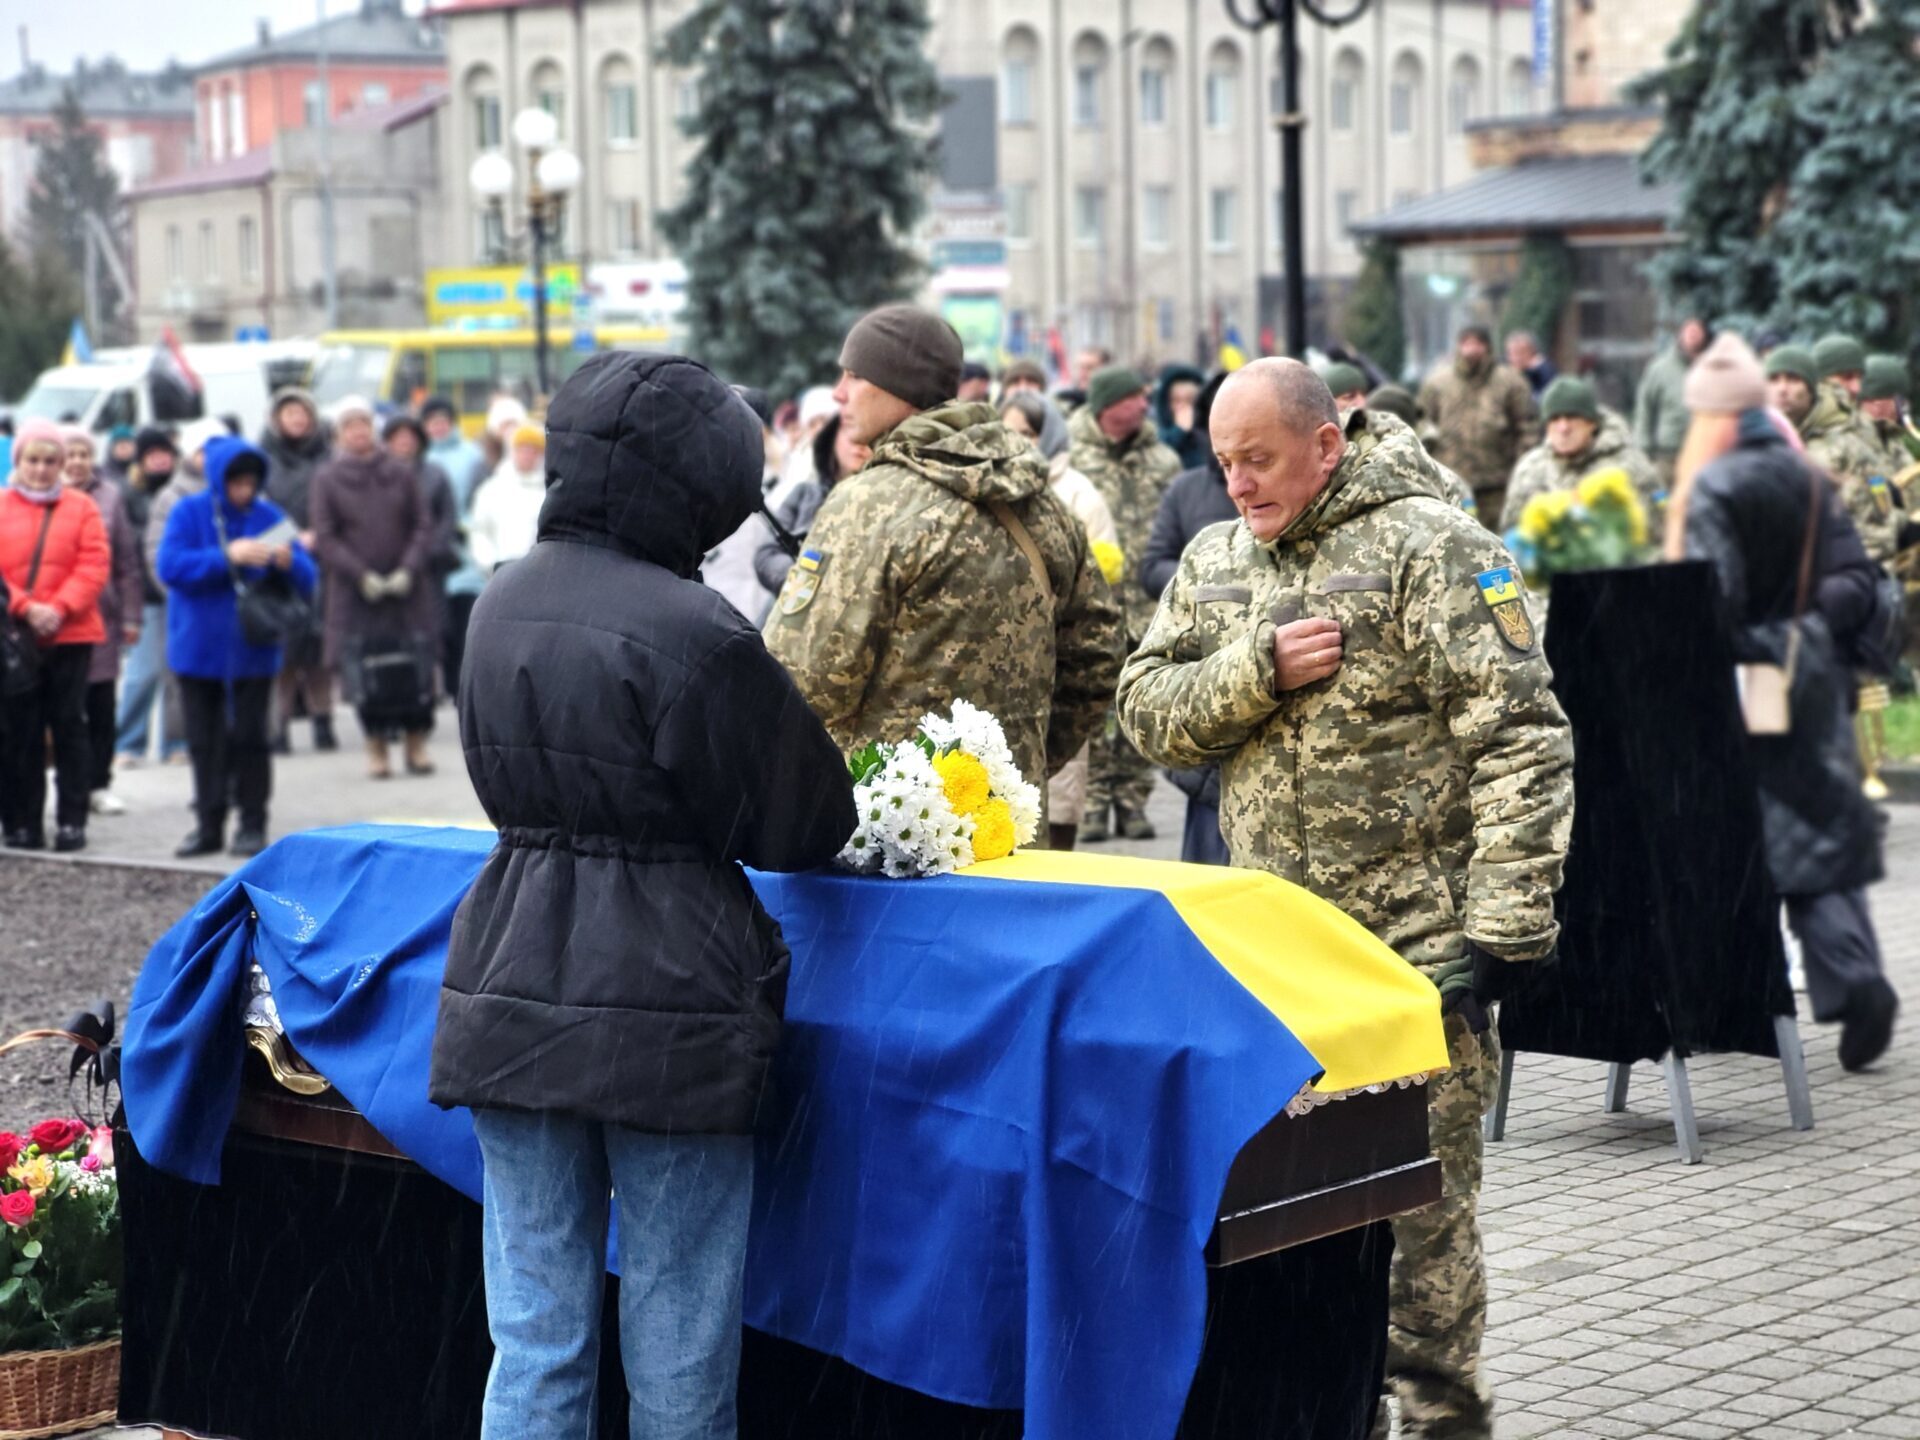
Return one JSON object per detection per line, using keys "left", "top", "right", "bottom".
{"left": 1005, "top": 183, "right": 1035, "bottom": 244}
{"left": 166, "top": 225, "right": 184, "bottom": 285}
{"left": 361, "top": 82, "right": 390, "bottom": 109}
{"left": 1334, "top": 189, "right": 1359, "bottom": 240}
{"left": 1073, "top": 64, "right": 1101, "bottom": 128}
{"left": 606, "top": 82, "right": 638, "bottom": 143}
{"left": 1390, "top": 65, "right": 1418, "bottom": 136}
{"left": 198, "top": 220, "right": 217, "bottom": 283}
{"left": 226, "top": 88, "right": 245, "bottom": 156}
{"left": 478, "top": 207, "right": 506, "bottom": 261}
{"left": 1205, "top": 69, "right": 1235, "bottom": 131}
{"left": 1447, "top": 57, "right": 1482, "bottom": 135}
{"left": 531, "top": 62, "right": 567, "bottom": 137}
{"left": 1139, "top": 66, "right": 1168, "bottom": 128}
{"left": 1332, "top": 52, "right": 1364, "bottom": 134}
{"left": 1142, "top": 185, "right": 1172, "bottom": 249}
{"left": 1002, "top": 57, "right": 1034, "bottom": 125}
{"left": 303, "top": 81, "right": 325, "bottom": 128}
{"left": 675, "top": 78, "right": 700, "bottom": 122}
{"left": 607, "top": 199, "right": 641, "bottom": 256}
{"left": 1506, "top": 59, "right": 1533, "bottom": 117}
{"left": 238, "top": 215, "right": 259, "bottom": 282}
{"left": 1208, "top": 187, "right": 1237, "bottom": 252}
{"left": 209, "top": 89, "right": 227, "bottom": 157}
{"left": 1074, "top": 186, "right": 1105, "bottom": 249}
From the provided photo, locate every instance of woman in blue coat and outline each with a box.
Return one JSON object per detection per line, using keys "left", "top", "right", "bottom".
{"left": 156, "top": 435, "right": 318, "bottom": 859}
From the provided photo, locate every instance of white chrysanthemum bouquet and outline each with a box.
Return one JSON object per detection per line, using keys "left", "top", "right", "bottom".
{"left": 839, "top": 700, "right": 1043, "bottom": 878}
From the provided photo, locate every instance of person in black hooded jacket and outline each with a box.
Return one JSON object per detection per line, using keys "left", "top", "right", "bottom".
{"left": 429, "top": 351, "right": 856, "bottom": 1439}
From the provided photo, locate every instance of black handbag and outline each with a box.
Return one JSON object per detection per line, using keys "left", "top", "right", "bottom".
{"left": 213, "top": 504, "right": 312, "bottom": 648}
{"left": 1, "top": 508, "right": 55, "bottom": 698}
{"left": 1851, "top": 571, "right": 1909, "bottom": 679}
{"left": 356, "top": 638, "right": 431, "bottom": 720}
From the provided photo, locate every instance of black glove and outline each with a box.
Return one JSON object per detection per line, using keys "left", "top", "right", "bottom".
{"left": 1469, "top": 942, "right": 1558, "bottom": 1005}
{"left": 1896, "top": 517, "right": 1920, "bottom": 551}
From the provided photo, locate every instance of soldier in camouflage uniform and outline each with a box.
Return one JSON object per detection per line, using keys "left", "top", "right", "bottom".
{"left": 1769, "top": 344, "right": 1899, "bottom": 564}
{"left": 1117, "top": 359, "right": 1574, "bottom": 1440}
{"left": 1068, "top": 366, "right": 1183, "bottom": 842}
{"left": 765, "top": 305, "right": 1124, "bottom": 802}
{"left": 1501, "top": 376, "right": 1664, "bottom": 533}
{"left": 1416, "top": 326, "right": 1540, "bottom": 530}
{"left": 1365, "top": 384, "right": 1479, "bottom": 521}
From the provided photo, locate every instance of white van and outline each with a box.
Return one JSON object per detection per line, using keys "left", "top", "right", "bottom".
{"left": 14, "top": 342, "right": 316, "bottom": 449}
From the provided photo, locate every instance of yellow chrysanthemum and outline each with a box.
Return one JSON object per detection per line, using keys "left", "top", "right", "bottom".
{"left": 1576, "top": 468, "right": 1648, "bottom": 544}
{"left": 9, "top": 1157, "right": 53, "bottom": 1196}
{"left": 970, "top": 798, "right": 1016, "bottom": 862}
{"left": 932, "top": 750, "right": 992, "bottom": 817}
{"left": 1090, "top": 540, "right": 1126, "bottom": 587}
{"left": 1519, "top": 489, "right": 1576, "bottom": 541}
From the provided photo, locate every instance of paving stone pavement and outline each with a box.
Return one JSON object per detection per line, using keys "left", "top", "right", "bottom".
{"left": 72, "top": 735, "right": 1920, "bottom": 1438}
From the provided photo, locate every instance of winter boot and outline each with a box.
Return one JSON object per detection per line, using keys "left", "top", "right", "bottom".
{"left": 403, "top": 730, "right": 435, "bottom": 777}
{"left": 313, "top": 714, "right": 339, "bottom": 752}
{"left": 366, "top": 735, "right": 392, "bottom": 780}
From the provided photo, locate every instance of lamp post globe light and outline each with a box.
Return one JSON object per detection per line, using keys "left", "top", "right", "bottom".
{"left": 466, "top": 106, "right": 582, "bottom": 400}
{"left": 1224, "top": 0, "right": 1371, "bottom": 358}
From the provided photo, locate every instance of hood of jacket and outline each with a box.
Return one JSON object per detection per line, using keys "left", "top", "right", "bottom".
{"left": 1273, "top": 410, "right": 1451, "bottom": 544}
{"left": 539, "top": 351, "right": 763, "bottom": 577}
{"left": 265, "top": 389, "right": 329, "bottom": 459}
{"left": 203, "top": 435, "right": 271, "bottom": 522}
{"left": 1153, "top": 364, "right": 1209, "bottom": 433}
{"left": 1801, "top": 385, "right": 1854, "bottom": 444}
{"left": 868, "top": 401, "right": 1050, "bottom": 505}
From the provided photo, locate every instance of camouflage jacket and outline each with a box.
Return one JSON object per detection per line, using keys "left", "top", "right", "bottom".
{"left": 1804, "top": 385, "right": 1899, "bottom": 564}
{"left": 1067, "top": 405, "right": 1183, "bottom": 638}
{"left": 1416, "top": 359, "right": 1540, "bottom": 497}
{"left": 764, "top": 401, "right": 1125, "bottom": 794}
{"left": 1500, "top": 409, "right": 1664, "bottom": 533}
{"left": 1116, "top": 411, "right": 1575, "bottom": 973}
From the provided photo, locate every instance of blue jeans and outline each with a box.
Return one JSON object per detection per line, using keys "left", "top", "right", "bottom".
{"left": 115, "top": 602, "right": 181, "bottom": 758}
{"left": 473, "top": 1109, "right": 753, "bottom": 1440}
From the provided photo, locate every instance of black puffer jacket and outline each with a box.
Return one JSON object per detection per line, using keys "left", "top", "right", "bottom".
{"left": 1141, "top": 371, "right": 1235, "bottom": 599}
{"left": 1684, "top": 410, "right": 1883, "bottom": 897}
{"left": 430, "top": 352, "right": 857, "bottom": 1133}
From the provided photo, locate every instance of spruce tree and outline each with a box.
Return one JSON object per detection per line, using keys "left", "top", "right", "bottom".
{"left": 0, "top": 236, "right": 79, "bottom": 398}
{"left": 25, "top": 86, "right": 124, "bottom": 340}
{"left": 659, "top": 0, "right": 943, "bottom": 400}
{"left": 1631, "top": 0, "right": 1920, "bottom": 361}
{"left": 1343, "top": 241, "right": 1405, "bottom": 378}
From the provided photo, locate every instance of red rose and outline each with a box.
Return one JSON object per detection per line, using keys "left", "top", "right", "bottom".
{"left": 0, "top": 1192, "right": 35, "bottom": 1228}
{"left": 0, "top": 1134, "right": 23, "bottom": 1171}
{"left": 27, "top": 1119, "right": 85, "bottom": 1154}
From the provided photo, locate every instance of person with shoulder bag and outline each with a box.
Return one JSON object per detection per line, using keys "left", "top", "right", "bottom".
{"left": 0, "top": 420, "right": 110, "bottom": 852}
{"left": 1676, "top": 334, "right": 1898, "bottom": 1072}
{"left": 156, "top": 436, "right": 317, "bottom": 859}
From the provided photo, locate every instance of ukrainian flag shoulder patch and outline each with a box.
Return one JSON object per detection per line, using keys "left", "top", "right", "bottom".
{"left": 1475, "top": 566, "right": 1536, "bottom": 653}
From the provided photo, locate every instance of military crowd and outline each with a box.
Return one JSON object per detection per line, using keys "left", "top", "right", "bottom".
{"left": 686, "top": 304, "right": 1909, "bottom": 1440}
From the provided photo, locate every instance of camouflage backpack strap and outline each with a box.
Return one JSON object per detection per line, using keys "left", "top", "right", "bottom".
{"left": 986, "top": 498, "right": 1057, "bottom": 613}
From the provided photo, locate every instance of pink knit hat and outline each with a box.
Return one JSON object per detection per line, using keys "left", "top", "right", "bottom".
{"left": 57, "top": 423, "right": 93, "bottom": 451}
{"left": 1683, "top": 333, "right": 1768, "bottom": 414}
{"left": 11, "top": 418, "right": 64, "bottom": 458}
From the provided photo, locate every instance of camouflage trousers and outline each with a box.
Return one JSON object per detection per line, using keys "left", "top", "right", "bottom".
{"left": 1472, "top": 486, "right": 1507, "bottom": 539}
{"left": 1371, "top": 1011, "right": 1500, "bottom": 1440}
{"left": 1085, "top": 703, "right": 1158, "bottom": 820}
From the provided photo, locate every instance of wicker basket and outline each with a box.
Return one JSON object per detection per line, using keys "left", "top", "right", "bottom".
{"left": 0, "top": 1339, "right": 119, "bottom": 1439}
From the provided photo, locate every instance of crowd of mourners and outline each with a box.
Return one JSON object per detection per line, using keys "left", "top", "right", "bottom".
{"left": 0, "top": 388, "right": 553, "bottom": 857}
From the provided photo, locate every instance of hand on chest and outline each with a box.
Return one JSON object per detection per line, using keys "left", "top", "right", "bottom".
{"left": 1192, "top": 550, "right": 1406, "bottom": 697}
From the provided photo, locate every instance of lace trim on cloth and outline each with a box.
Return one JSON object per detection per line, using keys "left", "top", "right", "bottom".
{"left": 243, "top": 962, "right": 283, "bottom": 1034}
{"left": 1283, "top": 1070, "right": 1433, "bottom": 1119}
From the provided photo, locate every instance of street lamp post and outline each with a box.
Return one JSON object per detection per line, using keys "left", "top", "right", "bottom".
{"left": 1224, "top": 0, "right": 1371, "bottom": 357}
{"left": 468, "top": 107, "right": 582, "bottom": 401}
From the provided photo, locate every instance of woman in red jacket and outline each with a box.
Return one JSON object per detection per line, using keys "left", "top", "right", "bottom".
{"left": 1, "top": 418, "right": 110, "bottom": 851}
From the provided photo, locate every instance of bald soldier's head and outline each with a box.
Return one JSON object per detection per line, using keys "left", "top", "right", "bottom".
{"left": 1209, "top": 358, "right": 1346, "bottom": 543}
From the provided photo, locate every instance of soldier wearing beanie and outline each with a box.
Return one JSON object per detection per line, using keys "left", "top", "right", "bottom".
{"left": 1066, "top": 364, "right": 1183, "bottom": 842}
{"left": 1769, "top": 343, "right": 1899, "bottom": 564}
{"left": 1319, "top": 362, "right": 1369, "bottom": 410}
{"left": 766, "top": 306, "right": 1124, "bottom": 808}
{"left": 1500, "top": 375, "right": 1662, "bottom": 535}
{"left": 1814, "top": 334, "right": 1868, "bottom": 398}
{"left": 1860, "top": 356, "right": 1919, "bottom": 471}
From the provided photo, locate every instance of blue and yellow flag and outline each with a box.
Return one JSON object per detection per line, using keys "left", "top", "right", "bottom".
{"left": 61, "top": 319, "right": 93, "bottom": 367}
{"left": 1218, "top": 325, "right": 1249, "bottom": 372}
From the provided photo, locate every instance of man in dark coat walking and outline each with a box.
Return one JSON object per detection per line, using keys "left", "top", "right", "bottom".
{"left": 430, "top": 351, "right": 855, "bottom": 1440}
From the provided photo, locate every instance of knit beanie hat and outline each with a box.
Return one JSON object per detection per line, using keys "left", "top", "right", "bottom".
{"left": 1687, "top": 333, "right": 1770, "bottom": 413}
{"left": 1763, "top": 344, "right": 1819, "bottom": 388}
{"left": 1812, "top": 333, "right": 1866, "bottom": 378}
{"left": 1863, "top": 355, "right": 1911, "bottom": 403}
{"left": 838, "top": 304, "right": 964, "bottom": 412}
{"left": 419, "top": 395, "right": 457, "bottom": 424}
{"left": 133, "top": 426, "right": 176, "bottom": 462}
{"left": 510, "top": 423, "right": 546, "bottom": 451}
{"left": 11, "top": 418, "right": 64, "bottom": 458}
{"left": 1540, "top": 376, "right": 1600, "bottom": 424}
{"left": 1320, "top": 362, "right": 1367, "bottom": 398}
{"left": 1087, "top": 365, "right": 1148, "bottom": 418}
{"left": 999, "top": 359, "right": 1048, "bottom": 390}
{"left": 1365, "top": 385, "right": 1420, "bottom": 426}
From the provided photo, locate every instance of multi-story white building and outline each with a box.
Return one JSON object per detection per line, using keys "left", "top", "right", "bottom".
{"left": 431, "top": 0, "right": 1538, "bottom": 371}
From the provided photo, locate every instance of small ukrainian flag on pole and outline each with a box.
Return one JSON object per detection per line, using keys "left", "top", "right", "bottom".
{"left": 1218, "top": 325, "right": 1249, "bottom": 372}
{"left": 62, "top": 320, "right": 93, "bottom": 367}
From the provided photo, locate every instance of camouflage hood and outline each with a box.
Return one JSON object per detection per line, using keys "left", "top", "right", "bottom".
{"left": 1067, "top": 401, "right": 1162, "bottom": 463}
{"left": 1583, "top": 408, "right": 1635, "bottom": 465}
{"left": 1274, "top": 410, "right": 1451, "bottom": 544}
{"left": 869, "top": 401, "right": 1051, "bottom": 505}
{"left": 1801, "top": 384, "right": 1854, "bottom": 445}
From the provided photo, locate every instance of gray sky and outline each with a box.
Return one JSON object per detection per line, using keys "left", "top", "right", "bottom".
{"left": 3, "top": 1, "right": 425, "bottom": 80}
